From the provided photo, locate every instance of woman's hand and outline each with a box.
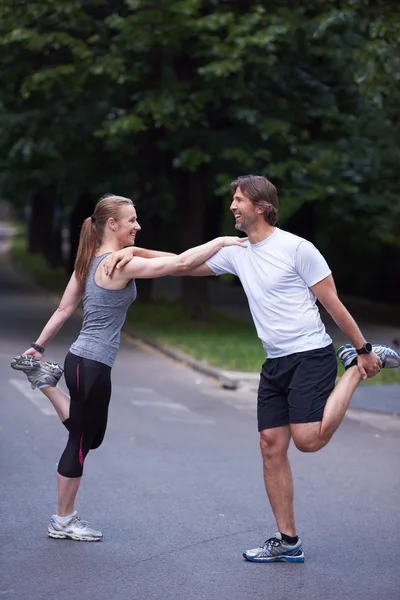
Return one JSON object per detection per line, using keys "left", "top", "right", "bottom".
{"left": 221, "top": 236, "right": 248, "bottom": 247}
{"left": 22, "top": 347, "right": 43, "bottom": 359}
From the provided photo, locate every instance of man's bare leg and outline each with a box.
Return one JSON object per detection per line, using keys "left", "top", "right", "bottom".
{"left": 260, "top": 425, "right": 296, "bottom": 535}
{"left": 291, "top": 366, "right": 361, "bottom": 452}
{"left": 39, "top": 386, "right": 70, "bottom": 423}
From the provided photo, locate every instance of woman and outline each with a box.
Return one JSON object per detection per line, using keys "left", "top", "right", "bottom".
{"left": 12, "top": 193, "right": 246, "bottom": 542}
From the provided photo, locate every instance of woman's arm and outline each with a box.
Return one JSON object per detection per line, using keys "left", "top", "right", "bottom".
{"left": 117, "top": 236, "right": 247, "bottom": 280}
{"left": 132, "top": 247, "right": 176, "bottom": 259}
{"left": 25, "top": 272, "right": 82, "bottom": 354}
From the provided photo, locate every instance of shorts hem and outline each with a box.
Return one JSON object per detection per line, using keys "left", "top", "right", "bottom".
{"left": 289, "top": 416, "right": 323, "bottom": 424}
{"left": 258, "top": 421, "right": 290, "bottom": 432}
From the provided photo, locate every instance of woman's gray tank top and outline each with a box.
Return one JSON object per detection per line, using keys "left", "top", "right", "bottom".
{"left": 70, "top": 253, "right": 137, "bottom": 367}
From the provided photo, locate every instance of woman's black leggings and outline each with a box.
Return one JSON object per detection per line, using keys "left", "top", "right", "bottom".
{"left": 57, "top": 352, "right": 112, "bottom": 478}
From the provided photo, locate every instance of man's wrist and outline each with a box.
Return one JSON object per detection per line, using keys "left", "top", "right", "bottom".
{"left": 356, "top": 342, "right": 372, "bottom": 355}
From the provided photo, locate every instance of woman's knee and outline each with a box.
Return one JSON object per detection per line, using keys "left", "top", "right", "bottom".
{"left": 91, "top": 433, "right": 105, "bottom": 450}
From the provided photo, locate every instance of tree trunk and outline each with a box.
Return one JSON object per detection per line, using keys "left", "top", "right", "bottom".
{"left": 68, "top": 193, "right": 96, "bottom": 273}
{"left": 28, "top": 188, "right": 64, "bottom": 267}
{"left": 173, "top": 168, "right": 211, "bottom": 321}
{"left": 284, "top": 201, "right": 315, "bottom": 243}
{"left": 135, "top": 213, "right": 162, "bottom": 302}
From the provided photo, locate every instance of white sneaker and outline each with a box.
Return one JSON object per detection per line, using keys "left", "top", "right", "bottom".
{"left": 26, "top": 360, "right": 64, "bottom": 389}
{"left": 48, "top": 511, "right": 102, "bottom": 542}
{"left": 337, "top": 343, "right": 400, "bottom": 369}
{"left": 371, "top": 344, "right": 400, "bottom": 368}
{"left": 243, "top": 533, "right": 304, "bottom": 563}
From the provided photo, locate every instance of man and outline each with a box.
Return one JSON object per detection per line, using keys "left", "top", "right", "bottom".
{"left": 105, "top": 175, "right": 400, "bottom": 563}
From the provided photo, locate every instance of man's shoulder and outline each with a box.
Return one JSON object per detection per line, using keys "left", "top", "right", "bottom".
{"left": 270, "top": 228, "right": 310, "bottom": 252}
{"left": 276, "top": 228, "right": 309, "bottom": 244}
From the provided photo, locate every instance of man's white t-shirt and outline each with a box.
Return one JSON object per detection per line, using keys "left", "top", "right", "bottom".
{"left": 206, "top": 228, "right": 332, "bottom": 358}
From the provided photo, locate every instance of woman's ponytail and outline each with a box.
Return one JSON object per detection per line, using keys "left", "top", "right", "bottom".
{"left": 74, "top": 217, "right": 98, "bottom": 293}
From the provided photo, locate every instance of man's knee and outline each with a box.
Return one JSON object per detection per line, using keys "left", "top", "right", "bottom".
{"left": 292, "top": 434, "right": 325, "bottom": 453}
{"left": 259, "top": 428, "right": 289, "bottom": 463}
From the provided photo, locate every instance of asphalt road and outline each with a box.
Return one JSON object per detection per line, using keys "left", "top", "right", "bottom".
{"left": 1, "top": 248, "right": 400, "bottom": 600}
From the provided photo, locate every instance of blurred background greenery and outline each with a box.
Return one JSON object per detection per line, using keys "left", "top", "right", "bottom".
{"left": 1, "top": 0, "right": 399, "bottom": 378}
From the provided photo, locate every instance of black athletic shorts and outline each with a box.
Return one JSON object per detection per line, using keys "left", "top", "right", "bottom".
{"left": 257, "top": 344, "right": 337, "bottom": 431}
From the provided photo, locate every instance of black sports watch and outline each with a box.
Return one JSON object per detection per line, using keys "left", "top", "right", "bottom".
{"left": 31, "top": 342, "right": 45, "bottom": 354}
{"left": 356, "top": 342, "right": 372, "bottom": 355}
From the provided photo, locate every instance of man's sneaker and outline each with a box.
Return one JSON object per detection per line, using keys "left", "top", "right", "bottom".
{"left": 10, "top": 354, "right": 41, "bottom": 371}
{"left": 48, "top": 511, "right": 102, "bottom": 542}
{"left": 25, "top": 360, "right": 64, "bottom": 389}
{"left": 337, "top": 344, "right": 357, "bottom": 369}
{"left": 337, "top": 343, "right": 400, "bottom": 369}
{"left": 371, "top": 344, "right": 400, "bottom": 368}
{"left": 243, "top": 533, "right": 304, "bottom": 563}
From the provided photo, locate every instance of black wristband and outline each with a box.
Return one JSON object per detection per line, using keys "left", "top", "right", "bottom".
{"left": 31, "top": 342, "right": 45, "bottom": 354}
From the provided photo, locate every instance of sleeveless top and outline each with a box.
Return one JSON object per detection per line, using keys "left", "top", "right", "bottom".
{"left": 70, "top": 253, "right": 137, "bottom": 367}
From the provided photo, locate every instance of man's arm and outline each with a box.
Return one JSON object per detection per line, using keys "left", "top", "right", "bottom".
{"left": 115, "top": 237, "right": 245, "bottom": 280}
{"left": 179, "top": 264, "right": 216, "bottom": 277}
{"left": 311, "top": 275, "right": 381, "bottom": 378}
{"left": 104, "top": 246, "right": 174, "bottom": 275}
{"left": 311, "top": 275, "right": 366, "bottom": 349}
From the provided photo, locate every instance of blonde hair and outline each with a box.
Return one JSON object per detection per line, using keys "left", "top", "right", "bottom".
{"left": 74, "top": 194, "right": 134, "bottom": 292}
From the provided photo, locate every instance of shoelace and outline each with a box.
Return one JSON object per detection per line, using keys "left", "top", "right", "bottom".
{"left": 263, "top": 537, "right": 281, "bottom": 550}
{"left": 69, "top": 515, "right": 90, "bottom": 529}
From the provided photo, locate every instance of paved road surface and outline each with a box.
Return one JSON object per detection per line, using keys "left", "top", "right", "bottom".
{"left": 1, "top": 248, "right": 399, "bottom": 600}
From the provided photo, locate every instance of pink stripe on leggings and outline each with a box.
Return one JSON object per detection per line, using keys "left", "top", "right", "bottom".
{"left": 79, "top": 433, "right": 84, "bottom": 467}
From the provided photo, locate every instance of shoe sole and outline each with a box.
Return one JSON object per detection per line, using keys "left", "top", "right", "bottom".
{"left": 243, "top": 552, "right": 304, "bottom": 563}
{"left": 11, "top": 359, "right": 41, "bottom": 371}
{"left": 48, "top": 531, "right": 102, "bottom": 542}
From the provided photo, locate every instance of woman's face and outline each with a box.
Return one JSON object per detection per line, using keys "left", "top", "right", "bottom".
{"left": 114, "top": 204, "right": 141, "bottom": 246}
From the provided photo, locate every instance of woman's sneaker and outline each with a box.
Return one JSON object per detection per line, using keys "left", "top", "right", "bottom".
{"left": 11, "top": 355, "right": 64, "bottom": 389}
{"left": 48, "top": 511, "right": 102, "bottom": 542}
{"left": 26, "top": 360, "right": 64, "bottom": 389}
{"left": 337, "top": 344, "right": 400, "bottom": 369}
{"left": 243, "top": 533, "right": 304, "bottom": 563}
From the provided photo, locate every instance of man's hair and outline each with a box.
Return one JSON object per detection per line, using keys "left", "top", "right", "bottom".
{"left": 230, "top": 175, "right": 278, "bottom": 226}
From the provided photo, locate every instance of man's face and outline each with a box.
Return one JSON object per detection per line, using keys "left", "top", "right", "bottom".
{"left": 230, "top": 187, "right": 259, "bottom": 232}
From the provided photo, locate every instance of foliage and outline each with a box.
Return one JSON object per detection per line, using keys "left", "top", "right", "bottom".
{"left": 0, "top": 0, "right": 399, "bottom": 301}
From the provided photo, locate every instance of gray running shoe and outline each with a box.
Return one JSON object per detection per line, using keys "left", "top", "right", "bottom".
{"left": 371, "top": 344, "right": 400, "bottom": 368}
{"left": 48, "top": 511, "right": 102, "bottom": 542}
{"left": 25, "top": 360, "right": 64, "bottom": 389}
{"left": 11, "top": 354, "right": 41, "bottom": 371}
{"left": 243, "top": 532, "right": 304, "bottom": 563}
{"left": 337, "top": 343, "right": 400, "bottom": 369}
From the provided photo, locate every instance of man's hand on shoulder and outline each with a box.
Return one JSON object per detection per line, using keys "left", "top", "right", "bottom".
{"left": 103, "top": 247, "right": 136, "bottom": 277}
